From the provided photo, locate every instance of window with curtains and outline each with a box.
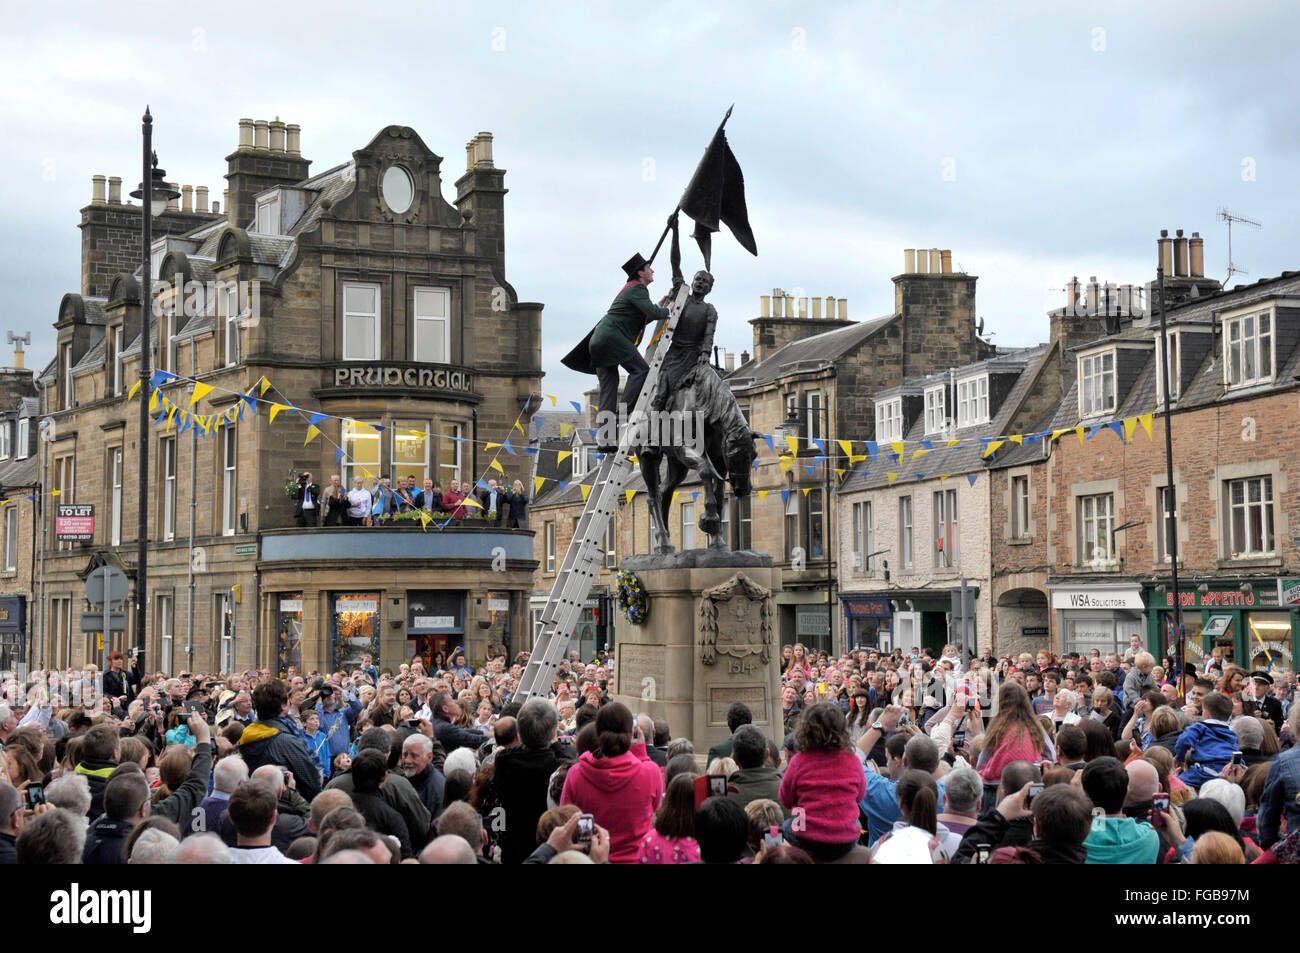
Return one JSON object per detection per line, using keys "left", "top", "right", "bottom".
{"left": 1078, "top": 493, "right": 1114, "bottom": 564}
{"left": 1224, "top": 311, "right": 1273, "bottom": 388}
{"left": 1078, "top": 350, "right": 1115, "bottom": 418}
{"left": 221, "top": 428, "right": 237, "bottom": 535}
{"left": 933, "top": 488, "right": 958, "bottom": 568}
{"left": 1225, "top": 476, "right": 1274, "bottom": 557}
{"left": 342, "top": 282, "right": 381, "bottom": 361}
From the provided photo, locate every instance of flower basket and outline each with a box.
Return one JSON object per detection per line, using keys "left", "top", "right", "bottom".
{"left": 616, "top": 570, "right": 648, "bottom": 625}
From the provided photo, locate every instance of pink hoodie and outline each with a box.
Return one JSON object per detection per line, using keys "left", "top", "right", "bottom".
{"left": 561, "top": 742, "right": 664, "bottom": 863}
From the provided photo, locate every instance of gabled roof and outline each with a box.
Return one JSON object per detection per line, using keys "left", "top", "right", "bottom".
{"left": 729, "top": 314, "right": 896, "bottom": 388}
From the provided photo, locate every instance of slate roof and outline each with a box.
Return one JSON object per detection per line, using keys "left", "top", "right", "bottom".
{"left": 288, "top": 162, "right": 356, "bottom": 237}
{"left": 729, "top": 314, "right": 896, "bottom": 387}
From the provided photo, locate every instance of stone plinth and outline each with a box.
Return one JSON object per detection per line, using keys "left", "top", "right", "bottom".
{"left": 613, "top": 557, "right": 782, "bottom": 755}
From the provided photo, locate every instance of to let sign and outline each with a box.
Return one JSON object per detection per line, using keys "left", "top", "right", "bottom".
{"left": 56, "top": 504, "right": 95, "bottom": 542}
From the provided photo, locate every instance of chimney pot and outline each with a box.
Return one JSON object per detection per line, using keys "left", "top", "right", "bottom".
{"left": 254, "top": 119, "right": 269, "bottom": 151}
{"left": 838, "top": 299, "right": 848, "bottom": 320}
{"left": 941, "top": 249, "right": 952, "bottom": 274}
{"left": 915, "top": 249, "right": 928, "bottom": 273}
{"left": 741, "top": 349, "right": 750, "bottom": 364}
{"left": 107, "top": 176, "right": 122, "bottom": 204}
{"left": 1174, "top": 230, "right": 1189, "bottom": 277}
{"left": 1086, "top": 276, "right": 1099, "bottom": 312}
{"left": 13, "top": 348, "right": 24, "bottom": 370}
{"left": 1066, "top": 275, "right": 1081, "bottom": 310}
{"left": 1158, "top": 232, "right": 1174, "bottom": 274}
{"left": 465, "top": 141, "right": 475, "bottom": 172}
{"left": 195, "top": 186, "right": 209, "bottom": 212}
{"left": 1160, "top": 228, "right": 1169, "bottom": 238}
{"left": 474, "top": 132, "right": 494, "bottom": 168}
{"left": 904, "top": 248, "right": 916, "bottom": 273}
{"left": 238, "top": 118, "right": 255, "bottom": 150}
{"left": 1189, "top": 232, "right": 1205, "bottom": 278}
{"left": 725, "top": 352, "right": 735, "bottom": 372}
{"left": 811, "top": 296, "right": 822, "bottom": 319}
{"left": 929, "top": 248, "right": 941, "bottom": 275}
{"left": 211, "top": 199, "right": 220, "bottom": 215}
{"left": 165, "top": 183, "right": 180, "bottom": 211}
{"left": 784, "top": 295, "right": 796, "bottom": 318}
{"left": 285, "top": 123, "right": 301, "bottom": 156}
{"left": 760, "top": 294, "right": 770, "bottom": 318}
{"left": 181, "top": 185, "right": 193, "bottom": 213}
{"left": 798, "top": 297, "right": 808, "bottom": 319}
{"left": 91, "top": 174, "right": 106, "bottom": 205}
{"left": 268, "top": 119, "right": 286, "bottom": 153}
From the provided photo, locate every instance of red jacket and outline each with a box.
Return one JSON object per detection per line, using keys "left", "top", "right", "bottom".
{"left": 441, "top": 490, "right": 467, "bottom": 519}
{"left": 561, "top": 742, "right": 663, "bottom": 863}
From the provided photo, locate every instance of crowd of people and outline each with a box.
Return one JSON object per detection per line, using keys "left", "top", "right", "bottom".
{"left": 0, "top": 635, "right": 1296, "bottom": 865}
{"left": 291, "top": 472, "right": 528, "bottom": 528}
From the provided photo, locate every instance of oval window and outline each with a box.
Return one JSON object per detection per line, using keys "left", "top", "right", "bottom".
{"left": 381, "top": 165, "right": 414, "bottom": 214}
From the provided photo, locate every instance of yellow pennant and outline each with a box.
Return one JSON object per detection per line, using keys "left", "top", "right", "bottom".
{"left": 559, "top": 423, "right": 572, "bottom": 437}
{"left": 837, "top": 439, "right": 853, "bottom": 457}
{"left": 1138, "top": 413, "right": 1153, "bottom": 439}
{"left": 671, "top": 490, "right": 680, "bottom": 505}
{"left": 1051, "top": 429, "right": 1069, "bottom": 443}
{"left": 489, "top": 458, "right": 504, "bottom": 474}
{"left": 628, "top": 455, "right": 638, "bottom": 466}
{"left": 419, "top": 511, "right": 432, "bottom": 532}
{"left": 546, "top": 394, "right": 557, "bottom": 406}
{"left": 890, "top": 441, "right": 905, "bottom": 458}
{"left": 758, "top": 489, "right": 768, "bottom": 501}
{"left": 784, "top": 434, "right": 799, "bottom": 454}
{"left": 939, "top": 474, "right": 950, "bottom": 483}
{"left": 625, "top": 489, "right": 637, "bottom": 504}
{"left": 127, "top": 379, "right": 141, "bottom": 400}
{"left": 887, "top": 473, "right": 899, "bottom": 486}
{"left": 514, "top": 419, "right": 525, "bottom": 435}
{"left": 166, "top": 405, "right": 178, "bottom": 429}
{"left": 462, "top": 497, "right": 483, "bottom": 509}
{"left": 835, "top": 468, "right": 846, "bottom": 479}
{"left": 148, "top": 391, "right": 159, "bottom": 414}
{"left": 190, "top": 382, "right": 214, "bottom": 404}
{"left": 983, "top": 440, "right": 1004, "bottom": 458}
{"left": 912, "top": 448, "right": 931, "bottom": 460}
{"left": 947, "top": 439, "right": 962, "bottom": 449}
{"left": 1009, "top": 434, "right": 1024, "bottom": 444}
{"left": 849, "top": 454, "right": 867, "bottom": 465}
{"left": 304, "top": 425, "right": 320, "bottom": 445}
{"left": 580, "top": 484, "right": 591, "bottom": 501}
{"left": 557, "top": 450, "right": 572, "bottom": 464}
{"left": 486, "top": 442, "right": 502, "bottom": 451}
{"left": 779, "top": 461, "right": 791, "bottom": 474}
{"left": 1075, "top": 426, "right": 1086, "bottom": 445}
{"left": 534, "top": 476, "right": 546, "bottom": 494}
{"left": 1123, "top": 417, "right": 1138, "bottom": 443}
{"left": 259, "top": 378, "right": 272, "bottom": 396}
{"left": 802, "top": 487, "right": 812, "bottom": 496}
{"left": 52, "top": 489, "right": 61, "bottom": 497}
{"left": 269, "top": 403, "right": 290, "bottom": 423}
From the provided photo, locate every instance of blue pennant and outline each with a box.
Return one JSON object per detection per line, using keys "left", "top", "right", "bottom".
{"left": 966, "top": 473, "right": 978, "bottom": 487}
{"left": 334, "top": 447, "right": 345, "bottom": 464}
{"left": 762, "top": 433, "right": 774, "bottom": 453}
{"left": 1087, "top": 424, "right": 1104, "bottom": 439}
{"left": 570, "top": 401, "right": 583, "bottom": 414}
{"left": 812, "top": 438, "right": 825, "bottom": 454}
{"left": 780, "top": 489, "right": 791, "bottom": 504}
{"left": 149, "top": 370, "right": 177, "bottom": 388}
{"left": 805, "top": 465, "right": 818, "bottom": 476}
{"left": 502, "top": 438, "right": 516, "bottom": 455}
{"left": 920, "top": 440, "right": 934, "bottom": 450}
{"left": 533, "top": 414, "right": 545, "bottom": 429}
{"left": 558, "top": 481, "right": 567, "bottom": 491}
{"left": 477, "top": 479, "right": 490, "bottom": 490}
{"left": 1105, "top": 420, "right": 1124, "bottom": 440}
{"left": 865, "top": 441, "right": 878, "bottom": 463}
{"left": 526, "top": 446, "right": 539, "bottom": 455}
{"left": 308, "top": 412, "right": 328, "bottom": 427}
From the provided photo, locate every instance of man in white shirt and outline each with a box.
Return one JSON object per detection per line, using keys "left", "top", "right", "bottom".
{"left": 293, "top": 472, "right": 320, "bottom": 527}
{"left": 227, "top": 778, "right": 299, "bottom": 864}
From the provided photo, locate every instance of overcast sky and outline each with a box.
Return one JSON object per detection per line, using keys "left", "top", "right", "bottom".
{"left": 2, "top": 1, "right": 1295, "bottom": 403}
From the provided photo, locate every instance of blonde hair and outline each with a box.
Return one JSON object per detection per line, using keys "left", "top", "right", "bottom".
{"left": 1135, "top": 652, "right": 1156, "bottom": 669}
{"left": 1191, "top": 831, "right": 1244, "bottom": 865}
{"left": 706, "top": 757, "right": 739, "bottom": 778}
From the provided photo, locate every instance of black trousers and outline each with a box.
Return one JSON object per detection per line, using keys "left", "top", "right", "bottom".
{"left": 596, "top": 352, "right": 650, "bottom": 428}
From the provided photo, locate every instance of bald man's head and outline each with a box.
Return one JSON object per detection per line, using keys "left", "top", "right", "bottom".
{"left": 320, "top": 849, "right": 375, "bottom": 865}
{"left": 251, "top": 764, "right": 286, "bottom": 798}
{"left": 1125, "top": 758, "right": 1160, "bottom": 804}
{"left": 419, "top": 834, "right": 477, "bottom": 865}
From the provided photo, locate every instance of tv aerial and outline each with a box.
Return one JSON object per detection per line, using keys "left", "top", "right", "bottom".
{"left": 1217, "top": 207, "right": 1261, "bottom": 285}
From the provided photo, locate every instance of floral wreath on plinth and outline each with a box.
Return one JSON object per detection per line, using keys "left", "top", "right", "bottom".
{"left": 616, "top": 570, "right": 648, "bottom": 625}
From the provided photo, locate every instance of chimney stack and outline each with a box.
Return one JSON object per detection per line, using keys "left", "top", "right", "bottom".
{"left": 181, "top": 185, "right": 193, "bottom": 213}
{"left": 1189, "top": 232, "right": 1204, "bottom": 278}
{"left": 941, "top": 249, "right": 952, "bottom": 274}
{"left": 285, "top": 124, "right": 302, "bottom": 156}
{"left": 254, "top": 119, "right": 269, "bottom": 151}
{"left": 195, "top": 186, "right": 209, "bottom": 212}
{"left": 471, "top": 132, "right": 494, "bottom": 168}
{"left": 904, "top": 249, "right": 916, "bottom": 273}
{"left": 1174, "top": 228, "right": 1188, "bottom": 277}
{"left": 108, "top": 176, "right": 122, "bottom": 204}
{"left": 91, "top": 174, "right": 106, "bottom": 205}
{"left": 269, "top": 119, "right": 286, "bottom": 153}
{"left": 238, "top": 118, "right": 255, "bottom": 150}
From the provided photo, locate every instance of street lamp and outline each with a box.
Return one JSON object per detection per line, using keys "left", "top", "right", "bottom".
{"left": 128, "top": 108, "right": 180, "bottom": 666}
{"left": 1154, "top": 265, "right": 1185, "bottom": 697}
{"left": 778, "top": 404, "right": 834, "bottom": 653}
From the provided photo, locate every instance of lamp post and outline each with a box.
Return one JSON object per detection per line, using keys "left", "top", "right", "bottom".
{"left": 1154, "top": 266, "right": 1185, "bottom": 697}
{"left": 128, "top": 108, "right": 180, "bottom": 666}
{"left": 780, "top": 404, "right": 834, "bottom": 653}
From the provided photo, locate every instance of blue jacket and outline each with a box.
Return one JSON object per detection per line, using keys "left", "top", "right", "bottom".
{"left": 307, "top": 730, "right": 333, "bottom": 780}
{"left": 1258, "top": 746, "right": 1300, "bottom": 848}
{"left": 860, "top": 769, "right": 946, "bottom": 845}
{"left": 316, "top": 699, "right": 363, "bottom": 759}
{"left": 1174, "top": 720, "right": 1238, "bottom": 790}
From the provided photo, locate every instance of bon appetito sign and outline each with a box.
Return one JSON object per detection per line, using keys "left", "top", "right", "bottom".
{"left": 56, "top": 504, "right": 94, "bottom": 542}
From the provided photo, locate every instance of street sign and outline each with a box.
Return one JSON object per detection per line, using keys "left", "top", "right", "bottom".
{"left": 234, "top": 543, "right": 258, "bottom": 557}
{"left": 81, "top": 612, "right": 127, "bottom": 632}
{"left": 56, "top": 504, "right": 95, "bottom": 542}
{"left": 85, "top": 566, "right": 129, "bottom": 608}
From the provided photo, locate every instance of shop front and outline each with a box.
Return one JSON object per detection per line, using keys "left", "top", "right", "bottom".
{"left": 841, "top": 594, "right": 893, "bottom": 652}
{"left": 0, "top": 595, "right": 26, "bottom": 671}
{"left": 406, "top": 591, "right": 465, "bottom": 668}
{"left": 1050, "top": 583, "right": 1146, "bottom": 658}
{"left": 1144, "top": 580, "right": 1296, "bottom": 678}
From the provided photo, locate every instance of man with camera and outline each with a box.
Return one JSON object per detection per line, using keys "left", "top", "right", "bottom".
{"left": 292, "top": 472, "right": 322, "bottom": 527}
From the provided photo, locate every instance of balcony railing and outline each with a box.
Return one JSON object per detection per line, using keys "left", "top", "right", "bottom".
{"left": 259, "top": 523, "right": 535, "bottom": 563}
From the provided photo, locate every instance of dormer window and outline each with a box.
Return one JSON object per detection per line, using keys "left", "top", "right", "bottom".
{"left": 255, "top": 195, "right": 280, "bottom": 235}
{"left": 571, "top": 444, "right": 589, "bottom": 479}
{"left": 61, "top": 343, "right": 74, "bottom": 410}
{"left": 875, "top": 397, "right": 903, "bottom": 443}
{"left": 16, "top": 418, "right": 28, "bottom": 460}
{"left": 1078, "top": 350, "right": 1115, "bottom": 418}
{"left": 1223, "top": 308, "right": 1273, "bottom": 388}
{"left": 956, "top": 374, "right": 989, "bottom": 427}
{"left": 1155, "top": 331, "right": 1181, "bottom": 403}
{"left": 923, "top": 384, "right": 947, "bottom": 435}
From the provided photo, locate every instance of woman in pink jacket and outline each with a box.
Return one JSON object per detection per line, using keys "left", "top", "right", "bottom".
{"left": 779, "top": 702, "right": 867, "bottom": 862}
{"left": 561, "top": 702, "right": 664, "bottom": 863}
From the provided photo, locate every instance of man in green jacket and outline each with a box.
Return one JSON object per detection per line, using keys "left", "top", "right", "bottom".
{"left": 562, "top": 253, "right": 673, "bottom": 452}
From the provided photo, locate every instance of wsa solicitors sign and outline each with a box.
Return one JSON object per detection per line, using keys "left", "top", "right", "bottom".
{"left": 56, "top": 504, "right": 95, "bottom": 542}
{"left": 1050, "top": 586, "right": 1145, "bottom": 610}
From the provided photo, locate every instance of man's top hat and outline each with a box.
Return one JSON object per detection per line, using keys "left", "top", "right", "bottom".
{"left": 622, "top": 253, "right": 650, "bottom": 280}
